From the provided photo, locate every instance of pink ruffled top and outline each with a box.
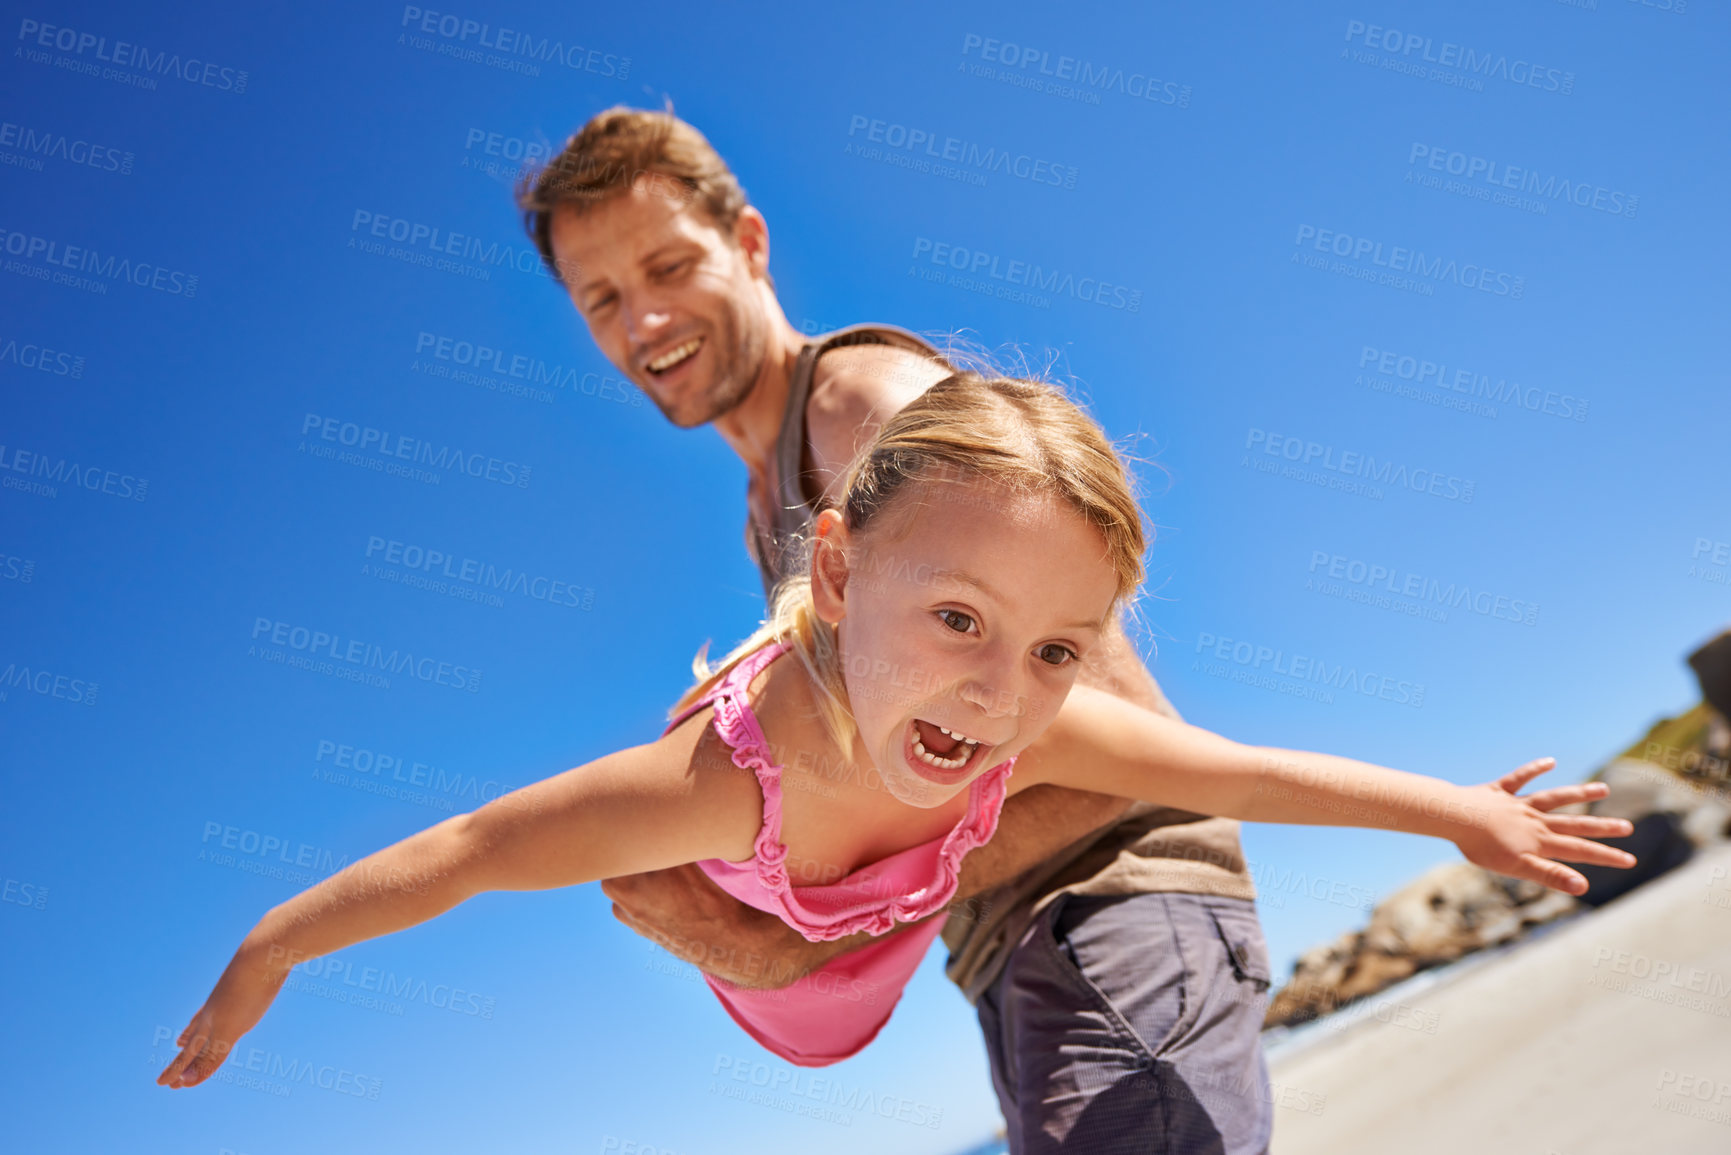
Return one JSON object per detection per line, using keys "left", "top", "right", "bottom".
{"left": 663, "top": 638, "right": 1015, "bottom": 1066}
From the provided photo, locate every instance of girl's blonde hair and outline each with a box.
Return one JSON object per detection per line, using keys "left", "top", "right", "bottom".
{"left": 672, "top": 372, "right": 1148, "bottom": 746}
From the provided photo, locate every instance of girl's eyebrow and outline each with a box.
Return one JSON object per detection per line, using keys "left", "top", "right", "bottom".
{"left": 927, "top": 567, "right": 998, "bottom": 600}
{"left": 928, "top": 568, "right": 1105, "bottom": 633}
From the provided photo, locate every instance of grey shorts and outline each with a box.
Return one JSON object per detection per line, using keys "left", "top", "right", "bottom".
{"left": 976, "top": 891, "right": 1274, "bottom": 1154}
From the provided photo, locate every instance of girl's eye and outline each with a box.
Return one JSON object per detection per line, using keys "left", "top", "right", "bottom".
{"left": 1036, "top": 643, "right": 1077, "bottom": 667}
{"left": 937, "top": 609, "right": 976, "bottom": 634}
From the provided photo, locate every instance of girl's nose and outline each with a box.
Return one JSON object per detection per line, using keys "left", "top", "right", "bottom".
{"left": 958, "top": 679, "right": 1016, "bottom": 719}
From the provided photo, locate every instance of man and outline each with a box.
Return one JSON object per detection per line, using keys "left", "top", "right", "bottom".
{"left": 519, "top": 108, "right": 1273, "bottom": 1153}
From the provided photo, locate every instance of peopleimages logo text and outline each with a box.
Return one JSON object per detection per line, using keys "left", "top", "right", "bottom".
{"left": 16, "top": 17, "right": 250, "bottom": 91}
{"left": 299, "top": 413, "right": 532, "bottom": 488}
{"left": 0, "top": 442, "right": 147, "bottom": 500}
{"left": 0, "top": 120, "right": 133, "bottom": 173}
{"left": 1358, "top": 345, "right": 1587, "bottom": 421}
{"left": 0, "top": 337, "right": 83, "bottom": 377}
{"left": 350, "top": 211, "right": 550, "bottom": 279}
{"left": 1294, "top": 225, "right": 1523, "bottom": 298}
{"left": 1245, "top": 428, "right": 1474, "bottom": 502}
{"left": 397, "top": 6, "right": 629, "bottom": 77}
{"left": 1408, "top": 144, "right": 1636, "bottom": 219}
{"left": 911, "top": 237, "right": 1141, "bottom": 311}
{"left": 1, "top": 227, "right": 198, "bottom": 296}
{"left": 847, "top": 115, "right": 1078, "bottom": 188}
{"left": 1308, "top": 551, "right": 1539, "bottom": 626}
{"left": 1194, "top": 631, "right": 1425, "bottom": 708}
{"left": 959, "top": 33, "right": 1191, "bottom": 107}
{"left": 364, "top": 536, "right": 594, "bottom": 610}
{"left": 250, "top": 618, "right": 483, "bottom": 692}
{"left": 1343, "top": 20, "right": 1573, "bottom": 94}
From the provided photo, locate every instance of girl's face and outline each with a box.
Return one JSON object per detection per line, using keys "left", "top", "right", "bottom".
{"left": 811, "top": 477, "right": 1122, "bottom": 809}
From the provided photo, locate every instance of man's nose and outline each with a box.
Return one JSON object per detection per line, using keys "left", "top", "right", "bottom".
{"left": 623, "top": 294, "right": 674, "bottom": 346}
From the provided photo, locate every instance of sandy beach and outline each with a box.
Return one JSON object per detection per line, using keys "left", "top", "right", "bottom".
{"left": 1267, "top": 843, "right": 1731, "bottom": 1153}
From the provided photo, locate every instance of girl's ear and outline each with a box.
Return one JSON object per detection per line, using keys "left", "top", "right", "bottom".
{"left": 809, "top": 510, "right": 851, "bottom": 624}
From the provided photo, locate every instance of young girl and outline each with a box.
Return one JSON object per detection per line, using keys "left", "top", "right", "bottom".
{"left": 158, "top": 373, "right": 1632, "bottom": 1082}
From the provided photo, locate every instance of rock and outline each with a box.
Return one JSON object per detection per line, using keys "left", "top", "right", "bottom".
{"left": 1590, "top": 756, "right": 1719, "bottom": 820}
{"left": 1263, "top": 862, "right": 1577, "bottom": 1028}
{"left": 1687, "top": 628, "right": 1731, "bottom": 719}
{"left": 1573, "top": 812, "right": 1694, "bottom": 906}
{"left": 1574, "top": 756, "right": 1731, "bottom": 904}
{"left": 1264, "top": 633, "right": 1731, "bottom": 1032}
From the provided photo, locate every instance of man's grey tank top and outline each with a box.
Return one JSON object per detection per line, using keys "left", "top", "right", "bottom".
{"left": 751, "top": 323, "right": 945, "bottom": 597}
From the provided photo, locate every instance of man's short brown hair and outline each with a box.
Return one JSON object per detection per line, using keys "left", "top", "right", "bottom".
{"left": 518, "top": 107, "right": 748, "bottom": 284}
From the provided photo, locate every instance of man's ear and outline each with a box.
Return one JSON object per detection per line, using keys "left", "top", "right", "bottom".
{"left": 734, "top": 206, "right": 771, "bottom": 280}
{"left": 809, "top": 510, "right": 850, "bottom": 624}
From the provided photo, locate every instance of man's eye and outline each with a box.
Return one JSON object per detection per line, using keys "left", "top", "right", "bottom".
{"left": 655, "top": 260, "right": 686, "bottom": 277}
{"left": 584, "top": 292, "right": 615, "bottom": 314}
{"left": 1036, "top": 644, "right": 1077, "bottom": 667}
{"left": 938, "top": 610, "right": 975, "bottom": 634}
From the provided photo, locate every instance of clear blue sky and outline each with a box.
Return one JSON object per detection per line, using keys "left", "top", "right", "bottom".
{"left": 3, "top": 1, "right": 1726, "bottom": 1151}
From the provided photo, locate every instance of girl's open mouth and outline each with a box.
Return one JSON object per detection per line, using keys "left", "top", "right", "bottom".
{"left": 902, "top": 718, "right": 989, "bottom": 785}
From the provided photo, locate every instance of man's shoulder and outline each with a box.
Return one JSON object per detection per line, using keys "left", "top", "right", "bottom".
{"left": 807, "top": 340, "right": 951, "bottom": 432}
{"left": 804, "top": 346, "right": 948, "bottom": 483}
{"left": 810, "top": 340, "right": 950, "bottom": 404}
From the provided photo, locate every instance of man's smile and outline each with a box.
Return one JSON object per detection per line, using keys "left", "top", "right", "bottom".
{"left": 645, "top": 335, "right": 704, "bottom": 375}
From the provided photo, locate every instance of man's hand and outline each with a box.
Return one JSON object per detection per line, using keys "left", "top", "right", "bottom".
{"left": 602, "top": 864, "right": 891, "bottom": 989}
{"left": 1451, "top": 758, "right": 1637, "bottom": 895}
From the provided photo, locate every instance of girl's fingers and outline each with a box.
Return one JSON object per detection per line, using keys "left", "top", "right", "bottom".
{"left": 184, "top": 1050, "right": 215, "bottom": 1087}
{"left": 1515, "top": 852, "right": 1587, "bottom": 896}
{"left": 1540, "top": 834, "right": 1638, "bottom": 869}
{"left": 1496, "top": 757, "right": 1556, "bottom": 794}
{"left": 175, "top": 1043, "right": 205, "bottom": 1087}
{"left": 1542, "top": 814, "right": 1634, "bottom": 839}
{"left": 158, "top": 1038, "right": 200, "bottom": 1086}
{"left": 182, "top": 1042, "right": 222, "bottom": 1087}
{"left": 1521, "top": 782, "right": 1610, "bottom": 812}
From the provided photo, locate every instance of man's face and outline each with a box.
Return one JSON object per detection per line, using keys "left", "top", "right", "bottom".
{"left": 549, "top": 177, "right": 770, "bottom": 428}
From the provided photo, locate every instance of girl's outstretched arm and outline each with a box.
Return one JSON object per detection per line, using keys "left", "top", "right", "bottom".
{"left": 158, "top": 711, "right": 758, "bottom": 1090}
{"left": 1016, "top": 684, "right": 1637, "bottom": 896}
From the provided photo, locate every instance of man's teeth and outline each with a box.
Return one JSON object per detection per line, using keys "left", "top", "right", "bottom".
{"left": 913, "top": 725, "right": 981, "bottom": 771}
{"left": 647, "top": 338, "right": 702, "bottom": 373}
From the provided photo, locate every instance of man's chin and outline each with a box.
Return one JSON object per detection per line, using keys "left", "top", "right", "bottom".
{"left": 654, "top": 379, "right": 753, "bottom": 428}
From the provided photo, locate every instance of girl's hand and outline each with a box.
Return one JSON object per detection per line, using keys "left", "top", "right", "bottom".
{"left": 1451, "top": 757, "right": 1637, "bottom": 896}
{"left": 156, "top": 948, "right": 288, "bottom": 1089}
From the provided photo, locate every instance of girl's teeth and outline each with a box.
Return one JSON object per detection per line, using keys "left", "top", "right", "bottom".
{"left": 913, "top": 733, "right": 979, "bottom": 770}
